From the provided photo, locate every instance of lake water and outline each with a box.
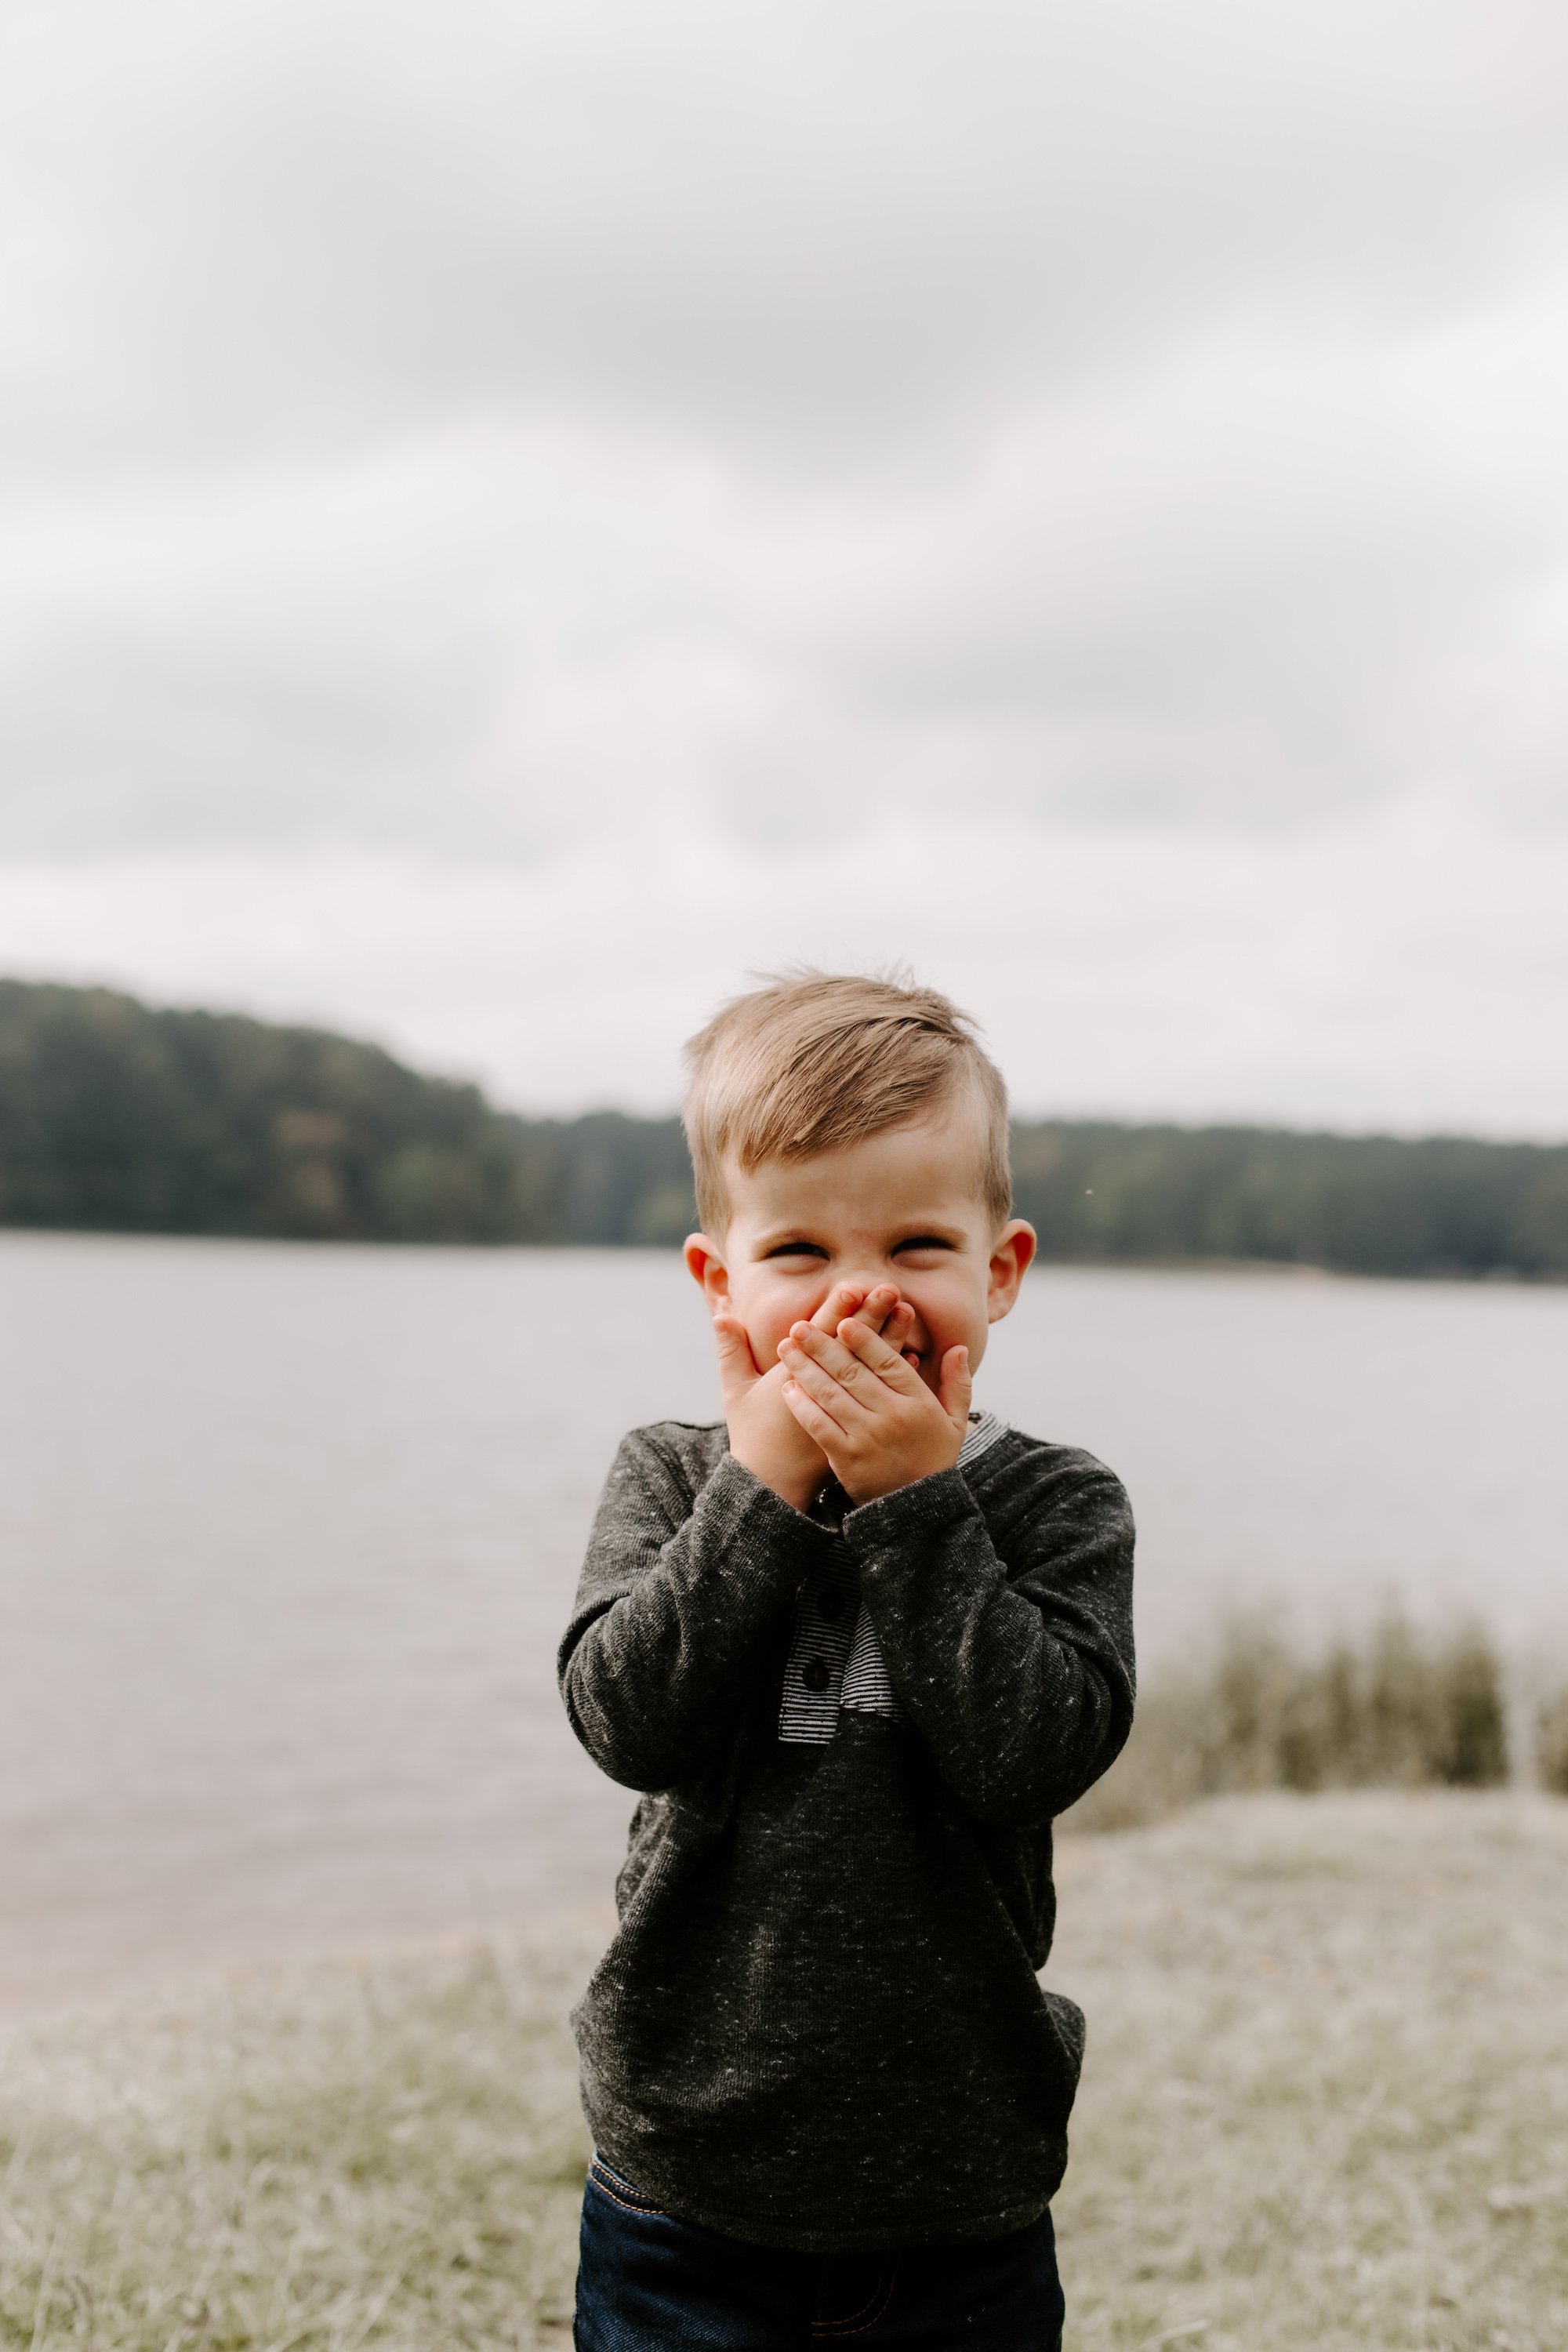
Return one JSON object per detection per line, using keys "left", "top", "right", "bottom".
{"left": 2, "top": 1232, "right": 1564, "bottom": 2012}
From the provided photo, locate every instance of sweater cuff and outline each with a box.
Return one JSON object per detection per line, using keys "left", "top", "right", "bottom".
{"left": 695, "top": 1451, "right": 841, "bottom": 1580}
{"left": 840, "top": 1464, "right": 977, "bottom": 1561}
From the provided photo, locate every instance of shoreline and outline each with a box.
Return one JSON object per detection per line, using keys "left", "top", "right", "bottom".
{"left": 5, "top": 1224, "right": 1568, "bottom": 1288}
{"left": 9, "top": 1784, "right": 1563, "bottom": 2027}
{"left": 9, "top": 1784, "right": 1565, "bottom": 2030}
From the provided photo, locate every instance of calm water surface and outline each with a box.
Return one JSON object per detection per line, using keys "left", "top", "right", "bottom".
{"left": 2, "top": 1234, "right": 1563, "bottom": 2009}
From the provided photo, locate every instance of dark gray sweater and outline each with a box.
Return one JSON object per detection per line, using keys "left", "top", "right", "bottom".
{"left": 557, "top": 1416, "right": 1135, "bottom": 2251}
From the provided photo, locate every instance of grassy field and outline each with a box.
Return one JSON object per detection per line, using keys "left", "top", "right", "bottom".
{"left": 3, "top": 1794, "right": 1566, "bottom": 2350}
{"left": 1051, "top": 1793, "right": 1568, "bottom": 2350}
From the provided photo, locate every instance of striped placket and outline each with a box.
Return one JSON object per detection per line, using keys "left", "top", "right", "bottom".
{"left": 776, "top": 1410, "right": 1009, "bottom": 1746}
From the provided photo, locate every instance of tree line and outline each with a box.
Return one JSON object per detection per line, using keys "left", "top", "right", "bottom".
{"left": 2, "top": 978, "right": 1564, "bottom": 1276}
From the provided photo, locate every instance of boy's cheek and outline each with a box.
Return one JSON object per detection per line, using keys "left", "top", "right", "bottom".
{"left": 902, "top": 1274, "right": 973, "bottom": 1341}
{"left": 741, "top": 1310, "right": 795, "bottom": 1375}
{"left": 906, "top": 1283, "right": 989, "bottom": 1368}
{"left": 733, "top": 1281, "right": 828, "bottom": 1369}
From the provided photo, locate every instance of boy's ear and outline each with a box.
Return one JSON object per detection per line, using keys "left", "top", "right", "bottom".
{"left": 985, "top": 1220, "right": 1037, "bottom": 1323}
{"left": 683, "top": 1233, "right": 732, "bottom": 1316}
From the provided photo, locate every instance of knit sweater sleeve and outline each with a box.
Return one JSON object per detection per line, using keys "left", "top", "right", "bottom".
{"left": 842, "top": 1442, "right": 1135, "bottom": 1828}
{"left": 557, "top": 1425, "right": 834, "bottom": 1792}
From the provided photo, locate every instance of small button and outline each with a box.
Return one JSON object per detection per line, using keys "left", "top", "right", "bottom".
{"left": 801, "top": 1657, "right": 831, "bottom": 1693}
{"left": 817, "top": 1587, "right": 846, "bottom": 1621}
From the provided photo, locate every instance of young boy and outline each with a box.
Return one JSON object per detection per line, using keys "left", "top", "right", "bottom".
{"left": 558, "top": 973, "right": 1135, "bottom": 2349}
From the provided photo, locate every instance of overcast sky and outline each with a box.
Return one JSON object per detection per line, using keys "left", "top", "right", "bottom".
{"left": 2, "top": 0, "right": 1566, "bottom": 1129}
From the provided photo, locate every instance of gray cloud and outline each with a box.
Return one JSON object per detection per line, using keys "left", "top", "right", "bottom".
{"left": 5, "top": 0, "right": 1568, "bottom": 476}
{"left": 1, "top": 0, "right": 1566, "bottom": 875}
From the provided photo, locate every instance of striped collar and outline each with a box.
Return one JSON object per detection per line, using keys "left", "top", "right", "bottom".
{"left": 957, "top": 1408, "right": 1007, "bottom": 1471}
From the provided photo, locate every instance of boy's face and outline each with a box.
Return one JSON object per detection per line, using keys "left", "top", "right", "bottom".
{"left": 684, "top": 1113, "right": 1036, "bottom": 1396}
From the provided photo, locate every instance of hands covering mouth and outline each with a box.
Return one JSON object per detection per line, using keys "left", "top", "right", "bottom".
{"left": 775, "top": 1280, "right": 971, "bottom": 1505}
{"left": 712, "top": 1281, "right": 970, "bottom": 1509}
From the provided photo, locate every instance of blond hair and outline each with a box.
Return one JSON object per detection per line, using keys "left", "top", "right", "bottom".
{"left": 683, "top": 971, "right": 1011, "bottom": 1236}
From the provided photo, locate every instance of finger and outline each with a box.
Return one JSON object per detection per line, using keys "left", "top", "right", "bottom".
{"left": 780, "top": 1375, "right": 849, "bottom": 1444}
{"left": 809, "top": 1281, "right": 867, "bottom": 1334}
{"left": 938, "top": 1343, "right": 972, "bottom": 1431}
{"left": 834, "top": 1314, "right": 924, "bottom": 1389}
{"left": 713, "top": 1315, "right": 760, "bottom": 1391}
{"left": 882, "top": 1299, "right": 921, "bottom": 1368}
{"left": 840, "top": 1282, "right": 901, "bottom": 1336}
{"left": 779, "top": 1338, "right": 869, "bottom": 1421}
{"left": 785, "top": 1321, "right": 880, "bottom": 1397}
{"left": 884, "top": 1299, "right": 916, "bottom": 1352}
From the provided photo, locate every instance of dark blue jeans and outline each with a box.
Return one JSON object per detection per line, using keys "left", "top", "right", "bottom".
{"left": 573, "top": 2154, "right": 1065, "bottom": 2350}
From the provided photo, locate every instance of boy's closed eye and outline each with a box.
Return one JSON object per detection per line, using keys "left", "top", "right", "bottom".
{"left": 760, "top": 1235, "right": 959, "bottom": 1265}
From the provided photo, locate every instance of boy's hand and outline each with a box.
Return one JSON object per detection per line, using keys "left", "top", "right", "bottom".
{"left": 716, "top": 1286, "right": 914, "bottom": 1512}
{"left": 777, "top": 1283, "right": 971, "bottom": 1504}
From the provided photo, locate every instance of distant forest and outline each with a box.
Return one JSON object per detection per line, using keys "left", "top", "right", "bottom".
{"left": 2, "top": 979, "right": 1565, "bottom": 1276}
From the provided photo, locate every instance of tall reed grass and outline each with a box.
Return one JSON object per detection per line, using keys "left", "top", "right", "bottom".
{"left": 1068, "top": 1612, "right": 1513, "bottom": 1831}
{"left": 1538, "top": 1686, "right": 1568, "bottom": 1796}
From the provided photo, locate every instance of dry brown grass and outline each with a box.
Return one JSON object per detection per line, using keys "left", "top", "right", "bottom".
{"left": 2, "top": 1796, "right": 1566, "bottom": 2350}
{"left": 1537, "top": 1689, "right": 1568, "bottom": 1796}
{"left": 0, "top": 1929, "right": 597, "bottom": 2351}
{"left": 1052, "top": 1791, "right": 1568, "bottom": 2350}
{"left": 1065, "top": 1616, "right": 1512, "bottom": 1833}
